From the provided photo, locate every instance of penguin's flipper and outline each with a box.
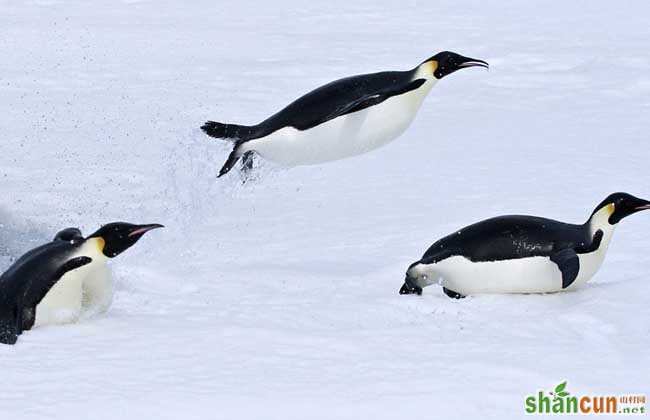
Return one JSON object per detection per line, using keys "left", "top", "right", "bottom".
{"left": 349, "top": 79, "right": 427, "bottom": 114}
{"left": 550, "top": 249, "right": 580, "bottom": 289}
{"left": 576, "top": 229, "right": 604, "bottom": 253}
{"left": 443, "top": 287, "right": 465, "bottom": 299}
{"left": 27, "top": 256, "right": 93, "bottom": 307}
{"left": 326, "top": 79, "right": 427, "bottom": 122}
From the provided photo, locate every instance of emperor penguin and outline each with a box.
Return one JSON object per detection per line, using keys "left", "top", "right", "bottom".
{"left": 31, "top": 222, "right": 163, "bottom": 328}
{"left": 201, "top": 51, "right": 488, "bottom": 177}
{"left": 399, "top": 193, "right": 650, "bottom": 298}
{"left": 0, "top": 233, "right": 91, "bottom": 344}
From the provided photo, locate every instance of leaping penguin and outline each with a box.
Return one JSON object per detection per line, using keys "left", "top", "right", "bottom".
{"left": 0, "top": 222, "right": 162, "bottom": 344}
{"left": 399, "top": 192, "right": 650, "bottom": 298}
{"left": 201, "top": 51, "right": 488, "bottom": 177}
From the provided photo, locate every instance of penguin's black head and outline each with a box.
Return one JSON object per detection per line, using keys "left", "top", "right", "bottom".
{"left": 591, "top": 192, "right": 650, "bottom": 225}
{"left": 399, "top": 261, "right": 425, "bottom": 295}
{"left": 53, "top": 227, "right": 84, "bottom": 243}
{"left": 87, "top": 222, "right": 164, "bottom": 258}
{"left": 424, "top": 51, "right": 489, "bottom": 79}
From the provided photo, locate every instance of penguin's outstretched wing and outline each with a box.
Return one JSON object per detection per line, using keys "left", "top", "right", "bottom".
{"left": 550, "top": 249, "right": 579, "bottom": 289}
{"left": 260, "top": 71, "right": 426, "bottom": 132}
{"left": 575, "top": 230, "right": 604, "bottom": 254}
{"left": 318, "top": 79, "right": 427, "bottom": 126}
{"left": 550, "top": 229, "right": 605, "bottom": 290}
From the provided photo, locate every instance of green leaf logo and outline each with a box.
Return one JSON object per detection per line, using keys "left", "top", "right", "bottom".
{"left": 554, "top": 381, "right": 570, "bottom": 398}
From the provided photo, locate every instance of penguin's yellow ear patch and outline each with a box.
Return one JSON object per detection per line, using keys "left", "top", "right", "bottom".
{"left": 607, "top": 202, "right": 616, "bottom": 215}
{"left": 428, "top": 60, "right": 438, "bottom": 74}
{"left": 94, "top": 237, "right": 106, "bottom": 252}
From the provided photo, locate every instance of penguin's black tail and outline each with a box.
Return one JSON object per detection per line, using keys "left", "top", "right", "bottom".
{"left": 201, "top": 121, "right": 256, "bottom": 142}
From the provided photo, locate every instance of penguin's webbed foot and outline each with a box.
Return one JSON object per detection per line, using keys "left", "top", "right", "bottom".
{"left": 241, "top": 151, "right": 255, "bottom": 172}
{"left": 399, "top": 282, "right": 423, "bottom": 295}
{"left": 443, "top": 287, "right": 465, "bottom": 299}
{"left": 239, "top": 151, "right": 257, "bottom": 184}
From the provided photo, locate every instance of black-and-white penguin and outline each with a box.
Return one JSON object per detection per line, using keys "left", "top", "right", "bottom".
{"left": 201, "top": 51, "right": 488, "bottom": 177}
{"left": 0, "top": 222, "right": 162, "bottom": 344}
{"left": 399, "top": 193, "right": 650, "bottom": 298}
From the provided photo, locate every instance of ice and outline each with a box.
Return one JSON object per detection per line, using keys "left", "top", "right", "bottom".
{"left": 1, "top": 0, "right": 649, "bottom": 418}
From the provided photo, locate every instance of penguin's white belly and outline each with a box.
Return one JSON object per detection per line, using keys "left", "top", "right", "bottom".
{"left": 34, "top": 241, "right": 112, "bottom": 327}
{"left": 80, "top": 263, "right": 114, "bottom": 316}
{"left": 246, "top": 84, "right": 432, "bottom": 166}
{"left": 435, "top": 251, "right": 607, "bottom": 295}
{"left": 571, "top": 248, "right": 608, "bottom": 290}
{"left": 436, "top": 256, "right": 562, "bottom": 295}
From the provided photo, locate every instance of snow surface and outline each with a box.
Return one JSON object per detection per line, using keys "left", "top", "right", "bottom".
{"left": 1, "top": 0, "right": 649, "bottom": 418}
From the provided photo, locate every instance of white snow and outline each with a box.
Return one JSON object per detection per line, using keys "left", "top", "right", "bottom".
{"left": 1, "top": 0, "right": 649, "bottom": 418}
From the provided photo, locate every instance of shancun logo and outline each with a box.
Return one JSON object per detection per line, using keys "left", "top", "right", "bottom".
{"left": 525, "top": 381, "right": 646, "bottom": 415}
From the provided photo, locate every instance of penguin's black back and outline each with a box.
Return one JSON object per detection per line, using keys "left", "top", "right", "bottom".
{"left": 421, "top": 215, "right": 592, "bottom": 264}
{"left": 255, "top": 69, "right": 421, "bottom": 135}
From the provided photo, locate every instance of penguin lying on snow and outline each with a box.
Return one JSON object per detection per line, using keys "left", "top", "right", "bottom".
{"left": 0, "top": 222, "right": 162, "bottom": 345}
{"left": 399, "top": 193, "right": 650, "bottom": 298}
{"left": 201, "top": 51, "right": 488, "bottom": 177}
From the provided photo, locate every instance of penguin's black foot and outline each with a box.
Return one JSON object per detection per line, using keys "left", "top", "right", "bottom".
{"left": 239, "top": 151, "right": 256, "bottom": 184}
{"left": 443, "top": 287, "right": 465, "bottom": 299}
{"left": 241, "top": 151, "right": 255, "bottom": 171}
{"left": 399, "top": 282, "right": 422, "bottom": 295}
